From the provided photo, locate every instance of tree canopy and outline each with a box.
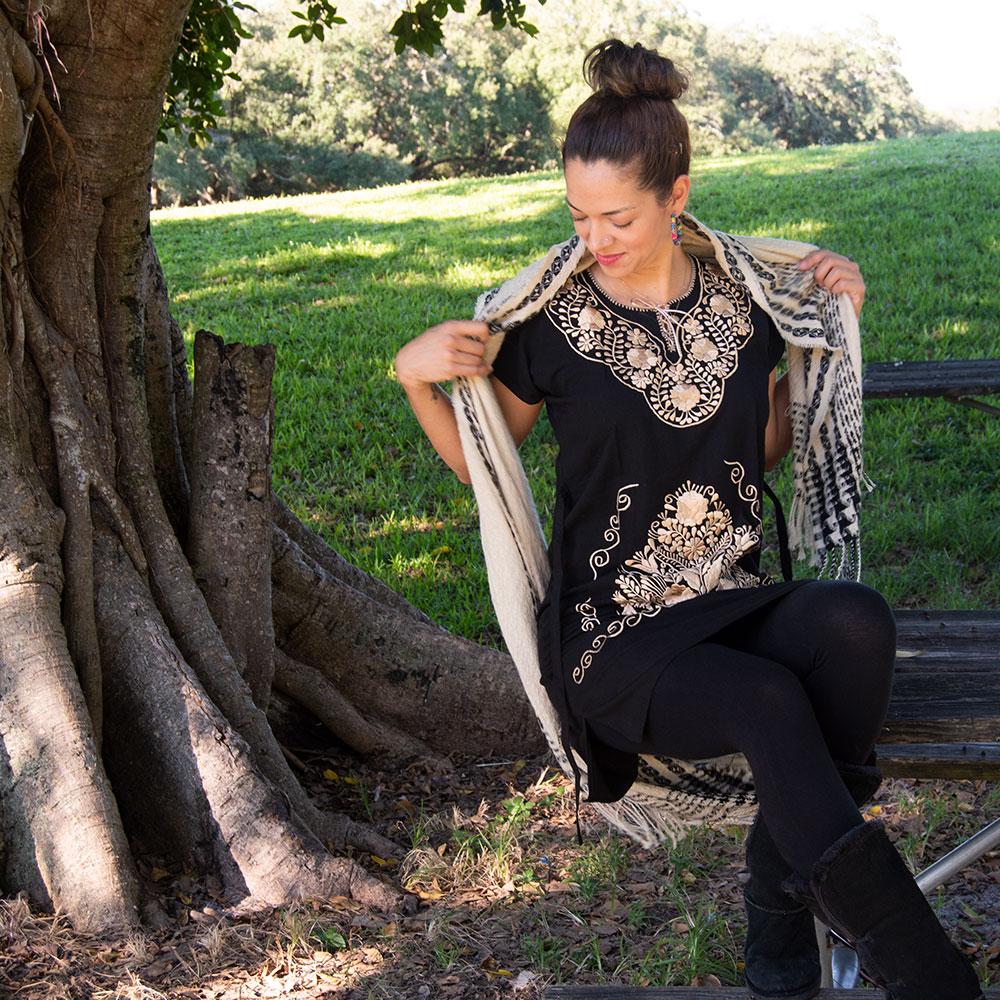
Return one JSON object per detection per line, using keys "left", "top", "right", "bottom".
{"left": 154, "top": 0, "right": 941, "bottom": 206}
{"left": 164, "top": 0, "right": 547, "bottom": 146}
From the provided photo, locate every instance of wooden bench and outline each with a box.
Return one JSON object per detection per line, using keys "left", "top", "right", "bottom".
{"left": 546, "top": 988, "right": 1000, "bottom": 998}
{"left": 543, "top": 609, "right": 1000, "bottom": 997}
{"left": 862, "top": 358, "right": 1000, "bottom": 417}
{"left": 880, "top": 609, "right": 1000, "bottom": 777}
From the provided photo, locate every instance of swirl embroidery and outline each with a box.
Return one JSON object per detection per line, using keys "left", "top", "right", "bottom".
{"left": 589, "top": 483, "right": 639, "bottom": 579}
{"left": 546, "top": 257, "right": 755, "bottom": 427}
{"left": 573, "top": 462, "right": 765, "bottom": 685}
{"left": 725, "top": 458, "right": 761, "bottom": 525}
{"left": 575, "top": 599, "right": 600, "bottom": 632}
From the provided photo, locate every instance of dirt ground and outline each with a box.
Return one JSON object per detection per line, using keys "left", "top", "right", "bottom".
{"left": 1, "top": 734, "right": 997, "bottom": 999}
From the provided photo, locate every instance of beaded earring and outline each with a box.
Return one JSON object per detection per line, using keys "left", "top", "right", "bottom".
{"left": 670, "top": 211, "right": 684, "bottom": 246}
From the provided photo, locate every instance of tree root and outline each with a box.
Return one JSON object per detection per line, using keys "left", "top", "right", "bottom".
{"left": 15, "top": 225, "right": 145, "bottom": 746}
{"left": 272, "top": 495, "right": 432, "bottom": 624}
{"left": 0, "top": 333, "right": 139, "bottom": 932}
{"left": 96, "top": 184, "right": 366, "bottom": 853}
{"left": 271, "top": 524, "right": 544, "bottom": 757}
{"left": 273, "top": 649, "right": 455, "bottom": 773}
{"left": 142, "top": 235, "right": 191, "bottom": 542}
{"left": 94, "top": 529, "right": 405, "bottom": 912}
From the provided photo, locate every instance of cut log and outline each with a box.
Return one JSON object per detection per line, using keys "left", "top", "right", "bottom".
{"left": 188, "top": 329, "right": 276, "bottom": 708}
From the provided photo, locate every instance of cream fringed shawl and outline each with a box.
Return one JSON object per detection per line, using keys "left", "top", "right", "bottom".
{"left": 451, "top": 210, "right": 876, "bottom": 850}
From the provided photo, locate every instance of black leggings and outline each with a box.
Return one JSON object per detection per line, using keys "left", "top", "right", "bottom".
{"left": 588, "top": 580, "right": 897, "bottom": 879}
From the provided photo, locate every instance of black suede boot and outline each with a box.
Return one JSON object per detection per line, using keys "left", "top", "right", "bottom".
{"left": 742, "top": 750, "right": 883, "bottom": 1000}
{"left": 780, "top": 817, "right": 986, "bottom": 1000}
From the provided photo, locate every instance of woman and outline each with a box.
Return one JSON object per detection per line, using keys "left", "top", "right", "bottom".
{"left": 393, "top": 39, "right": 984, "bottom": 1000}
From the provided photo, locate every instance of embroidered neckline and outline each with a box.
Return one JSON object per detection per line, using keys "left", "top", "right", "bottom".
{"left": 545, "top": 258, "right": 755, "bottom": 428}
{"left": 584, "top": 252, "right": 699, "bottom": 312}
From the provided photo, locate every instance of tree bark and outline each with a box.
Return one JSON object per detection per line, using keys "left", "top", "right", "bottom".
{"left": 0, "top": 0, "right": 541, "bottom": 932}
{"left": 0, "top": 247, "right": 140, "bottom": 933}
{"left": 188, "top": 329, "right": 276, "bottom": 708}
{"left": 94, "top": 528, "right": 399, "bottom": 911}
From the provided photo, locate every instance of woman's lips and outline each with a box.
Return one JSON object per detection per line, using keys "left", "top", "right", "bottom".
{"left": 595, "top": 251, "right": 624, "bottom": 266}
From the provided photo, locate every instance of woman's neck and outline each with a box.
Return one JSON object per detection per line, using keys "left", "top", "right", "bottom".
{"left": 594, "top": 245, "right": 692, "bottom": 307}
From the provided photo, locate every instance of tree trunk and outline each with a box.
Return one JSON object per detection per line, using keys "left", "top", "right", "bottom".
{"left": 188, "top": 329, "right": 276, "bottom": 708}
{"left": 0, "top": 0, "right": 542, "bottom": 932}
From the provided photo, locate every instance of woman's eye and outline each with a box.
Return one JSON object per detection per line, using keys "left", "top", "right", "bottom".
{"left": 613, "top": 220, "right": 634, "bottom": 229}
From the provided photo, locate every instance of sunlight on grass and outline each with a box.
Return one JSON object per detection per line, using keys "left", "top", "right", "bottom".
{"left": 153, "top": 130, "right": 1000, "bottom": 646}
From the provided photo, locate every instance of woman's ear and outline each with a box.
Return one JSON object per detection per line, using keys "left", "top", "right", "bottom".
{"left": 671, "top": 174, "right": 691, "bottom": 215}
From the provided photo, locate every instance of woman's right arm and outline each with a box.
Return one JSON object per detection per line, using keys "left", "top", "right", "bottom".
{"left": 394, "top": 320, "right": 543, "bottom": 485}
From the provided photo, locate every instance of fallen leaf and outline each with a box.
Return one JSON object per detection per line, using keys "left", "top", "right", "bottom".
{"left": 691, "top": 972, "right": 722, "bottom": 987}
{"left": 511, "top": 969, "right": 538, "bottom": 992}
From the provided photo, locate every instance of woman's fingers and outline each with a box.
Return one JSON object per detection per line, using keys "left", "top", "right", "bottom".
{"left": 396, "top": 319, "right": 494, "bottom": 386}
{"left": 798, "top": 249, "right": 824, "bottom": 271}
{"left": 445, "top": 320, "right": 491, "bottom": 342}
{"left": 798, "top": 249, "right": 865, "bottom": 320}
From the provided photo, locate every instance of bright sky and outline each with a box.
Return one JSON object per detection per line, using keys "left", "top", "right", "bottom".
{"left": 689, "top": 0, "right": 1000, "bottom": 112}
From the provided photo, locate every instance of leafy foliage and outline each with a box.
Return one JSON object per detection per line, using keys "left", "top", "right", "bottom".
{"left": 155, "top": 2, "right": 553, "bottom": 204}
{"left": 162, "top": 0, "right": 256, "bottom": 146}
{"left": 389, "top": 0, "right": 541, "bottom": 55}
{"left": 289, "top": 1, "right": 347, "bottom": 43}
{"left": 162, "top": 0, "right": 545, "bottom": 143}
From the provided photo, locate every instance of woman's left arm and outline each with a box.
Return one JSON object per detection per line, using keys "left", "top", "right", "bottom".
{"left": 764, "top": 249, "right": 866, "bottom": 469}
{"left": 764, "top": 369, "right": 791, "bottom": 472}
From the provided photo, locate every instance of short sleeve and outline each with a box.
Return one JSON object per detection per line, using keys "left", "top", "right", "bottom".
{"left": 490, "top": 320, "right": 544, "bottom": 404}
{"left": 767, "top": 313, "right": 785, "bottom": 371}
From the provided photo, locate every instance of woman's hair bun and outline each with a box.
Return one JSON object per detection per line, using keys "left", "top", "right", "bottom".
{"left": 583, "top": 38, "right": 688, "bottom": 102}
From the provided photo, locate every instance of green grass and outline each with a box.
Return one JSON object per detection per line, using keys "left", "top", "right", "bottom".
{"left": 152, "top": 130, "right": 1000, "bottom": 647}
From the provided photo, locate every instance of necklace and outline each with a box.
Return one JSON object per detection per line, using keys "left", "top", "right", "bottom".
{"left": 593, "top": 254, "right": 697, "bottom": 356}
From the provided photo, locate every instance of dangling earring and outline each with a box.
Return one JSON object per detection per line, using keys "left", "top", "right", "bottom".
{"left": 671, "top": 211, "right": 684, "bottom": 247}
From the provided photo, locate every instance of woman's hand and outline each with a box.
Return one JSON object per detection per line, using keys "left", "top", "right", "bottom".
{"left": 394, "top": 320, "right": 493, "bottom": 387}
{"left": 798, "top": 250, "right": 865, "bottom": 320}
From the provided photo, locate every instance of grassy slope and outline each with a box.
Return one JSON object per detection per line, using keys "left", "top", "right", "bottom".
{"left": 153, "top": 130, "right": 1000, "bottom": 648}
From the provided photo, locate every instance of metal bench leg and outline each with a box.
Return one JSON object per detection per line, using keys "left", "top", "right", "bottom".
{"left": 914, "top": 816, "right": 1000, "bottom": 894}
{"left": 816, "top": 916, "right": 864, "bottom": 989}
{"left": 816, "top": 916, "right": 833, "bottom": 988}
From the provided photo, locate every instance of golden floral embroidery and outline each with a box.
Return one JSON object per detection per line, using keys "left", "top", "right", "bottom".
{"left": 572, "top": 463, "right": 766, "bottom": 685}
{"left": 612, "top": 478, "right": 762, "bottom": 618}
{"left": 577, "top": 305, "right": 605, "bottom": 331}
{"left": 546, "top": 258, "right": 755, "bottom": 427}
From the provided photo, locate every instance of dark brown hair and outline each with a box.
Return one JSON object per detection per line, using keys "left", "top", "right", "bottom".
{"left": 561, "top": 39, "right": 691, "bottom": 203}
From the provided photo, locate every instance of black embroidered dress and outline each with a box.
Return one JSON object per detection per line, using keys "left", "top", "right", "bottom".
{"left": 490, "top": 252, "right": 815, "bottom": 831}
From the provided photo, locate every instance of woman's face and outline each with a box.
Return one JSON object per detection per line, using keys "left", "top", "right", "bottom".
{"left": 563, "top": 157, "right": 689, "bottom": 280}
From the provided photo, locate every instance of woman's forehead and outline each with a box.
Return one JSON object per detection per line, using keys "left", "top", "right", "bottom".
{"left": 564, "top": 157, "right": 647, "bottom": 209}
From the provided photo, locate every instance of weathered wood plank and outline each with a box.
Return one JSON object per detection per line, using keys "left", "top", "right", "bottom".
{"left": 894, "top": 609, "right": 1000, "bottom": 649}
{"left": 545, "top": 986, "right": 1000, "bottom": 998}
{"left": 861, "top": 610, "right": 1000, "bottom": 750}
{"left": 863, "top": 358, "right": 1000, "bottom": 399}
{"left": 876, "top": 742, "right": 1000, "bottom": 779}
